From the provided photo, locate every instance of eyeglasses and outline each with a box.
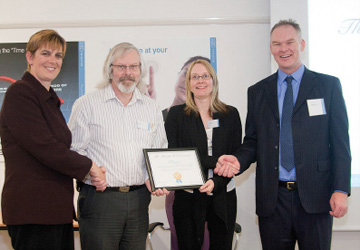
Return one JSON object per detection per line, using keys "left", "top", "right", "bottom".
{"left": 190, "top": 74, "right": 211, "bottom": 81}
{"left": 111, "top": 64, "right": 141, "bottom": 72}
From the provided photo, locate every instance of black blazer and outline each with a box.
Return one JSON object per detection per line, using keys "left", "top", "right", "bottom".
{"left": 237, "top": 67, "right": 351, "bottom": 217}
{"left": 0, "top": 72, "right": 91, "bottom": 225}
{"left": 165, "top": 104, "right": 242, "bottom": 224}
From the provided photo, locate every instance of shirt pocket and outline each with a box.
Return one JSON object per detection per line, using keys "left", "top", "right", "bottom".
{"left": 135, "top": 123, "right": 158, "bottom": 148}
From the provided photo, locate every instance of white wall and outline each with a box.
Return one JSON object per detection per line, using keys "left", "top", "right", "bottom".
{"left": 0, "top": 0, "right": 268, "bottom": 26}
{"left": 271, "top": 0, "right": 360, "bottom": 237}
{"left": 0, "top": 0, "right": 358, "bottom": 249}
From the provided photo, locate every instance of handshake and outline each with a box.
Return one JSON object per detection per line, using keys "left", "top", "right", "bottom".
{"left": 89, "top": 162, "right": 107, "bottom": 191}
{"left": 85, "top": 154, "right": 242, "bottom": 193}
{"left": 215, "top": 155, "right": 241, "bottom": 178}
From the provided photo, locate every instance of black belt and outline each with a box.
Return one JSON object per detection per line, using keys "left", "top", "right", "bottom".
{"left": 279, "top": 181, "right": 297, "bottom": 190}
{"left": 105, "top": 184, "right": 146, "bottom": 193}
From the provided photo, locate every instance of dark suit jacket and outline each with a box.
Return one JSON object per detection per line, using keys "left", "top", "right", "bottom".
{"left": 165, "top": 104, "right": 242, "bottom": 226}
{"left": 0, "top": 72, "right": 92, "bottom": 225}
{"left": 237, "top": 67, "right": 351, "bottom": 217}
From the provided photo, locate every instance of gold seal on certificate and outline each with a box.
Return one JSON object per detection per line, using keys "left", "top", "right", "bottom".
{"left": 143, "top": 148, "right": 205, "bottom": 192}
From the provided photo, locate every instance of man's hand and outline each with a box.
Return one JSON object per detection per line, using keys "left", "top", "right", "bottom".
{"left": 199, "top": 179, "right": 214, "bottom": 194}
{"left": 329, "top": 192, "right": 348, "bottom": 218}
{"left": 89, "top": 162, "right": 107, "bottom": 192}
{"left": 214, "top": 155, "right": 240, "bottom": 178}
{"left": 145, "top": 179, "right": 170, "bottom": 196}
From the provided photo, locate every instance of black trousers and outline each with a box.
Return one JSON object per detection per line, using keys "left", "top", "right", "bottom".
{"left": 259, "top": 186, "right": 333, "bottom": 250}
{"left": 78, "top": 184, "right": 151, "bottom": 250}
{"left": 173, "top": 189, "right": 237, "bottom": 250}
{"left": 7, "top": 223, "right": 74, "bottom": 250}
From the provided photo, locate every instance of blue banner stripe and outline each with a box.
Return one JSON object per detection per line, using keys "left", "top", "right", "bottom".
{"left": 78, "top": 41, "right": 85, "bottom": 96}
{"left": 210, "top": 37, "right": 217, "bottom": 73}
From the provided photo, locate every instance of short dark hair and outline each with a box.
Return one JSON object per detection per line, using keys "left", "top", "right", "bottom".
{"left": 270, "top": 19, "right": 302, "bottom": 39}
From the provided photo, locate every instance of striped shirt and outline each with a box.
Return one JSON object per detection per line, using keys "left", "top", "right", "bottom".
{"left": 68, "top": 85, "right": 167, "bottom": 186}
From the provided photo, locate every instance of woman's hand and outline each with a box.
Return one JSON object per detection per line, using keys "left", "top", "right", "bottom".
{"left": 89, "top": 162, "right": 107, "bottom": 191}
{"left": 199, "top": 179, "right": 214, "bottom": 194}
{"left": 146, "top": 179, "right": 170, "bottom": 196}
{"left": 214, "top": 155, "right": 240, "bottom": 177}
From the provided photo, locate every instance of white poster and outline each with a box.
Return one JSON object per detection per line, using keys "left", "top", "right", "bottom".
{"left": 102, "top": 37, "right": 217, "bottom": 112}
{"left": 309, "top": 0, "right": 360, "bottom": 186}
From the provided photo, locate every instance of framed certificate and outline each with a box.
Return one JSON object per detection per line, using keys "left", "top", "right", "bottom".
{"left": 143, "top": 148, "right": 205, "bottom": 192}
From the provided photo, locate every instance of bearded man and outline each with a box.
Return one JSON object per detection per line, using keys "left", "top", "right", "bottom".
{"left": 68, "top": 42, "right": 168, "bottom": 250}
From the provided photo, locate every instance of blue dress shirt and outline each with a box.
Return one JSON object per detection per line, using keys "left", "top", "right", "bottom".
{"left": 277, "top": 64, "right": 305, "bottom": 181}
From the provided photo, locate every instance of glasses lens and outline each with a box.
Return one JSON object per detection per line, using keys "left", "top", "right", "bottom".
{"left": 191, "top": 74, "right": 211, "bottom": 80}
{"left": 129, "top": 65, "right": 137, "bottom": 71}
{"left": 191, "top": 75, "right": 199, "bottom": 80}
{"left": 112, "top": 64, "right": 141, "bottom": 72}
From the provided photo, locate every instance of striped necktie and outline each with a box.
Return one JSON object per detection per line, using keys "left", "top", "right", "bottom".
{"left": 281, "top": 76, "right": 295, "bottom": 171}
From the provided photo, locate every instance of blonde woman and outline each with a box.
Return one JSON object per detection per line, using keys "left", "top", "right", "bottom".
{"left": 165, "top": 59, "right": 242, "bottom": 250}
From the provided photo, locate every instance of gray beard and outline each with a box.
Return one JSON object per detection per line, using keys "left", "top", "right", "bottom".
{"left": 117, "top": 81, "right": 136, "bottom": 93}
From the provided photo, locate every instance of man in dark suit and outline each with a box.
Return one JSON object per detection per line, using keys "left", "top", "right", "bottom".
{"left": 215, "top": 19, "right": 351, "bottom": 250}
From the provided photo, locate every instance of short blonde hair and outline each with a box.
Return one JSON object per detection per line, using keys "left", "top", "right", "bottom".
{"left": 26, "top": 29, "right": 66, "bottom": 72}
{"left": 184, "top": 59, "right": 229, "bottom": 116}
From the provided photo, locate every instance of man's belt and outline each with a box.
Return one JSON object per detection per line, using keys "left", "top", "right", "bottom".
{"left": 105, "top": 184, "right": 146, "bottom": 193}
{"left": 279, "top": 181, "right": 297, "bottom": 190}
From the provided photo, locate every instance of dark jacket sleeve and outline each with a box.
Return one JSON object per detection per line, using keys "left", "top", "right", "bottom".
{"left": 328, "top": 77, "right": 351, "bottom": 195}
{"left": 1, "top": 82, "right": 91, "bottom": 180}
{"left": 236, "top": 86, "right": 258, "bottom": 172}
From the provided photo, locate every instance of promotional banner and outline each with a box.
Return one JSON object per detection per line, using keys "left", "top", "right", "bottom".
{"left": 101, "top": 37, "right": 217, "bottom": 112}
{"left": 0, "top": 41, "right": 85, "bottom": 122}
{"left": 309, "top": 0, "right": 360, "bottom": 187}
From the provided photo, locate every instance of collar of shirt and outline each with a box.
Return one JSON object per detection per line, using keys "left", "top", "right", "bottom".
{"left": 277, "top": 64, "right": 305, "bottom": 105}
{"left": 103, "top": 84, "right": 145, "bottom": 106}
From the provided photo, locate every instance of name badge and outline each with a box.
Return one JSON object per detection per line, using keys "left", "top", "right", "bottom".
{"left": 137, "top": 121, "right": 151, "bottom": 131}
{"left": 307, "top": 98, "right": 326, "bottom": 116}
{"left": 208, "top": 119, "right": 220, "bottom": 129}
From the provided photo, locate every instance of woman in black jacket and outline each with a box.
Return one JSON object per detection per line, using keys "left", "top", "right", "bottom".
{"left": 165, "top": 59, "right": 242, "bottom": 250}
